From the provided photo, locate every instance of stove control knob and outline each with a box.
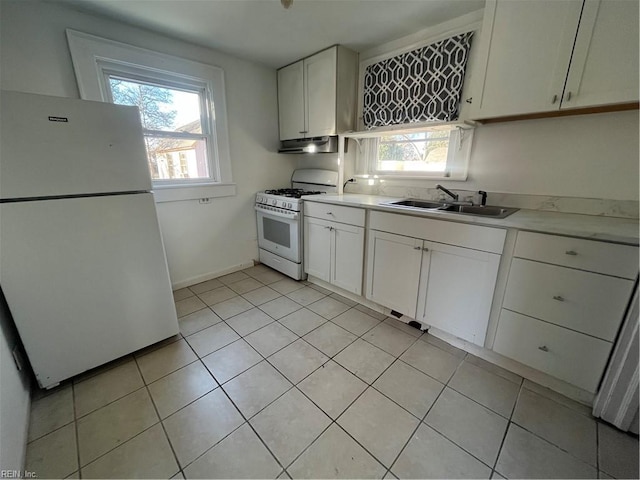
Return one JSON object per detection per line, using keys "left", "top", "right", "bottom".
{"left": 288, "top": 203, "right": 292, "bottom": 209}
{"left": 271, "top": 199, "right": 277, "bottom": 206}
{"left": 257, "top": 196, "right": 263, "bottom": 203}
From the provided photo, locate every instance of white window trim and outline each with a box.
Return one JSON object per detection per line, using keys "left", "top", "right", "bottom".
{"left": 66, "top": 29, "right": 235, "bottom": 202}
{"left": 346, "top": 123, "right": 474, "bottom": 182}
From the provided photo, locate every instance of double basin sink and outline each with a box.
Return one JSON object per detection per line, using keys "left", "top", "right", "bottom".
{"left": 384, "top": 199, "right": 518, "bottom": 219}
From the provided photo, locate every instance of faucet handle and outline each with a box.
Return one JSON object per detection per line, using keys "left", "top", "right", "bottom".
{"left": 478, "top": 191, "right": 487, "bottom": 206}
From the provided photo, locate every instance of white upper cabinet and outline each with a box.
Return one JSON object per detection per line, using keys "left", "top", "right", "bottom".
{"left": 473, "top": 0, "right": 582, "bottom": 118}
{"left": 472, "top": 0, "right": 638, "bottom": 119}
{"left": 277, "top": 46, "right": 357, "bottom": 141}
{"left": 562, "top": 0, "right": 639, "bottom": 109}
{"left": 305, "top": 48, "right": 337, "bottom": 138}
{"left": 277, "top": 61, "right": 305, "bottom": 141}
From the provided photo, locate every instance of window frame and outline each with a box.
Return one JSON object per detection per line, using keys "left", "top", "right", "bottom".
{"left": 349, "top": 123, "right": 474, "bottom": 182}
{"left": 66, "top": 29, "right": 235, "bottom": 201}
{"left": 102, "top": 68, "right": 217, "bottom": 186}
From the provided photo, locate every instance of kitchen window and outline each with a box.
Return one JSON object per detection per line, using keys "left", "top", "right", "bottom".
{"left": 105, "top": 74, "right": 214, "bottom": 185}
{"left": 66, "top": 29, "right": 235, "bottom": 201}
{"left": 353, "top": 124, "right": 473, "bottom": 181}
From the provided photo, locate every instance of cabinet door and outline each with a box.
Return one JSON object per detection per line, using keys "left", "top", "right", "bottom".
{"left": 416, "top": 241, "right": 500, "bottom": 346}
{"left": 304, "top": 48, "right": 337, "bottom": 137}
{"left": 562, "top": 0, "right": 639, "bottom": 109}
{"left": 278, "top": 61, "right": 305, "bottom": 140}
{"left": 332, "top": 223, "right": 365, "bottom": 295}
{"left": 304, "top": 217, "right": 331, "bottom": 282}
{"left": 365, "top": 230, "right": 423, "bottom": 318}
{"left": 473, "top": 0, "right": 582, "bottom": 118}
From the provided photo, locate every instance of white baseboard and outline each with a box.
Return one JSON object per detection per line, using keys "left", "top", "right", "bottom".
{"left": 171, "top": 260, "right": 256, "bottom": 290}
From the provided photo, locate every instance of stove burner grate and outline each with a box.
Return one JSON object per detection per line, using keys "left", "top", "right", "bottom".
{"left": 264, "top": 188, "right": 326, "bottom": 199}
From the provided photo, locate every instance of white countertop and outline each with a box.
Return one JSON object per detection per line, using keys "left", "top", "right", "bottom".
{"left": 305, "top": 194, "right": 640, "bottom": 245}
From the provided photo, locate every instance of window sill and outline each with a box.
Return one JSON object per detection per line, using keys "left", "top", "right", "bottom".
{"left": 152, "top": 183, "right": 237, "bottom": 203}
{"left": 357, "top": 173, "right": 468, "bottom": 182}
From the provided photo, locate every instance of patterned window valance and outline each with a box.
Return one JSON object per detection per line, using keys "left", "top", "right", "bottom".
{"left": 363, "top": 32, "right": 474, "bottom": 129}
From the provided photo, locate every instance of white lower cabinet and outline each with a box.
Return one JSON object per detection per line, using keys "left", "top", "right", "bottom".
{"left": 304, "top": 206, "right": 365, "bottom": 295}
{"left": 365, "top": 230, "right": 423, "bottom": 318}
{"left": 493, "top": 231, "right": 639, "bottom": 393}
{"left": 416, "top": 241, "right": 501, "bottom": 346}
{"left": 304, "top": 216, "right": 332, "bottom": 282}
{"left": 493, "top": 310, "right": 612, "bottom": 393}
{"left": 366, "top": 213, "right": 506, "bottom": 346}
{"left": 332, "top": 223, "right": 366, "bottom": 294}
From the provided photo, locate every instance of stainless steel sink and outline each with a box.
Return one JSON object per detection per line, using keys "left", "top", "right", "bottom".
{"left": 383, "top": 198, "right": 518, "bottom": 219}
{"left": 438, "top": 204, "right": 519, "bottom": 218}
{"left": 386, "top": 199, "right": 445, "bottom": 209}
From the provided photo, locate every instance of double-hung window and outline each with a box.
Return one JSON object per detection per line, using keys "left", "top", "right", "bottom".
{"left": 104, "top": 73, "right": 214, "bottom": 184}
{"left": 66, "top": 29, "right": 234, "bottom": 201}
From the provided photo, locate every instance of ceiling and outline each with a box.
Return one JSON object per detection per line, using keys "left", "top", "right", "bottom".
{"left": 55, "top": 0, "right": 485, "bottom": 68}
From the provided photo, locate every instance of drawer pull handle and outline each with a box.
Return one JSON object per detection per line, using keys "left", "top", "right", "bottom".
{"left": 422, "top": 247, "right": 429, "bottom": 252}
{"left": 326, "top": 212, "right": 334, "bottom": 215}
{"left": 553, "top": 295, "right": 565, "bottom": 302}
{"left": 538, "top": 345, "right": 549, "bottom": 352}
{"left": 414, "top": 246, "right": 422, "bottom": 250}
{"left": 565, "top": 250, "right": 578, "bottom": 256}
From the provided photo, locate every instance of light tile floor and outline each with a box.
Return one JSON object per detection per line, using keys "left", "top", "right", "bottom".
{"left": 25, "top": 264, "right": 639, "bottom": 479}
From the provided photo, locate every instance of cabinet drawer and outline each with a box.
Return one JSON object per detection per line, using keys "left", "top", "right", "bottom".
{"left": 515, "top": 231, "right": 638, "bottom": 279}
{"left": 493, "top": 309, "right": 612, "bottom": 392}
{"left": 369, "top": 211, "right": 506, "bottom": 254}
{"left": 305, "top": 202, "right": 365, "bottom": 227}
{"left": 504, "top": 258, "right": 633, "bottom": 341}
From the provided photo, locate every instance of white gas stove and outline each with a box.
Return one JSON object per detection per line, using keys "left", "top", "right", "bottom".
{"left": 256, "top": 169, "right": 339, "bottom": 279}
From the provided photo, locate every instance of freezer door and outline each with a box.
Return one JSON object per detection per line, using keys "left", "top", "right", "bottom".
{"left": 0, "top": 193, "right": 178, "bottom": 388}
{"left": 0, "top": 91, "right": 152, "bottom": 199}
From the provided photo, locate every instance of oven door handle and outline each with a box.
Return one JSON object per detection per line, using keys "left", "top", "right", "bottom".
{"left": 255, "top": 205, "right": 299, "bottom": 220}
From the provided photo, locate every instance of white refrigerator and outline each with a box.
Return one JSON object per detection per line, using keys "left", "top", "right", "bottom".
{"left": 0, "top": 91, "right": 179, "bottom": 389}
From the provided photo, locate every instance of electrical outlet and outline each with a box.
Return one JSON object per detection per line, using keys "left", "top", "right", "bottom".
{"left": 199, "top": 198, "right": 212, "bottom": 204}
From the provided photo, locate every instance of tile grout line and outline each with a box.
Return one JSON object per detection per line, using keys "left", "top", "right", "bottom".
{"left": 382, "top": 349, "right": 468, "bottom": 478}
{"left": 131, "top": 355, "right": 183, "bottom": 478}
{"left": 71, "top": 382, "right": 82, "bottom": 479}
{"left": 490, "top": 375, "right": 525, "bottom": 478}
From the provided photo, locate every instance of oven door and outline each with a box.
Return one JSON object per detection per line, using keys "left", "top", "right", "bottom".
{"left": 255, "top": 205, "right": 301, "bottom": 263}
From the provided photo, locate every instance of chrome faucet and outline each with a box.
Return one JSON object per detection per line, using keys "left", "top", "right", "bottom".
{"left": 436, "top": 184, "right": 458, "bottom": 202}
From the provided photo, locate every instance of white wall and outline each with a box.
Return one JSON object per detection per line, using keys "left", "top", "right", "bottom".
{"left": 466, "top": 111, "right": 639, "bottom": 200}
{"left": 0, "top": 0, "right": 297, "bottom": 287}
{"left": 0, "top": 290, "right": 31, "bottom": 472}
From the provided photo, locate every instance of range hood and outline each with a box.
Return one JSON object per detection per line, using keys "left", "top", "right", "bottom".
{"left": 278, "top": 136, "right": 340, "bottom": 154}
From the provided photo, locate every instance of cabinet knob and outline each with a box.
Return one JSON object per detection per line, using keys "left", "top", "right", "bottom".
{"left": 413, "top": 246, "right": 422, "bottom": 250}
{"left": 538, "top": 345, "right": 549, "bottom": 352}
{"left": 422, "top": 247, "right": 429, "bottom": 251}
{"left": 551, "top": 94, "right": 558, "bottom": 104}
{"left": 565, "top": 91, "right": 572, "bottom": 102}
{"left": 553, "top": 295, "right": 565, "bottom": 302}
{"left": 325, "top": 226, "right": 333, "bottom": 231}
{"left": 565, "top": 250, "right": 577, "bottom": 256}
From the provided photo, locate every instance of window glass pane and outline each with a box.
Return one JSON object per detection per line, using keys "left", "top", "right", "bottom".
{"left": 376, "top": 130, "right": 450, "bottom": 173}
{"left": 108, "top": 77, "right": 202, "bottom": 134}
{"left": 145, "top": 137, "right": 209, "bottom": 181}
